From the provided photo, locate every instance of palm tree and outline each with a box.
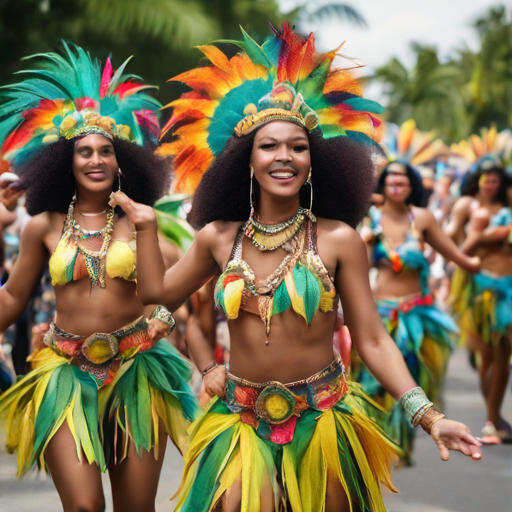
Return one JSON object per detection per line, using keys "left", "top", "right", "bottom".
{"left": 371, "top": 44, "right": 468, "bottom": 142}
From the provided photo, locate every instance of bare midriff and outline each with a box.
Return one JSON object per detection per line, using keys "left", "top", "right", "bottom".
{"left": 227, "top": 306, "right": 338, "bottom": 383}
{"left": 475, "top": 244, "right": 512, "bottom": 276}
{"left": 372, "top": 262, "right": 423, "bottom": 300}
{"left": 53, "top": 277, "right": 144, "bottom": 336}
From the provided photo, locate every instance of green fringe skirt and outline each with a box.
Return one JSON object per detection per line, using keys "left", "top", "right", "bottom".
{"left": 0, "top": 340, "right": 198, "bottom": 477}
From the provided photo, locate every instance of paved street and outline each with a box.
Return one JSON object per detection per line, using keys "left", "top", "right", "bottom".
{"left": 0, "top": 348, "right": 510, "bottom": 512}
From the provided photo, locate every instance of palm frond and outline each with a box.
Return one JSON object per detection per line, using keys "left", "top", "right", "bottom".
{"left": 84, "top": 0, "right": 218, "bottom": 48}
{"left": 307, "top": 4, "right": 367, "bottom": 27}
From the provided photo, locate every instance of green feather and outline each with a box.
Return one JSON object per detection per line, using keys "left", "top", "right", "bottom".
{"left": 272, "top": 279, "right": 291, "bottom": 315}
{"left": 212, "top": 26, "right": 272, "bottom": 69}
{"left": 344, "top": 97, "right": 384, "bottom": 114}
{"left": 107, "top": 56, "right": 134, "bottom": 96}
{"left": 292, "top": 265, "right": 321, "bottom": 325}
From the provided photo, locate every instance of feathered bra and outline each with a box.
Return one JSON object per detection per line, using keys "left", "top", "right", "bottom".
{"left": 158, "top": 23, "right": 384, "bottom": 194}
{"left": 0, "top": 41, "right": 161, "bottom": 165}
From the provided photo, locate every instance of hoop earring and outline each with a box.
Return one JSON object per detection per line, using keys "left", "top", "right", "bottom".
{"left": 117, "top": 168, "right": 122, "bottom": 192}
{"left": 307, "top": 167, "right": 313, "bottom": 211}
{"left": 249, "top": 165, "right": 255, "bottom": 219}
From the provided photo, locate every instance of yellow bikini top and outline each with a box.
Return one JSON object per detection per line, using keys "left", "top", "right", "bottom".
{"left": 49, "top": 215, "right": 137, "bottom": 287}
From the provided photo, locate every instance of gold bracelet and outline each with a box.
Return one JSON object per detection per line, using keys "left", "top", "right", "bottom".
{"left": 420, "top": 408, "right": 446, "bottom": 434}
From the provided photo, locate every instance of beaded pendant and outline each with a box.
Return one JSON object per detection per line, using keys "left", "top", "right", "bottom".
{"left": 65, "top": 197, "right": 115, "bottom": 288}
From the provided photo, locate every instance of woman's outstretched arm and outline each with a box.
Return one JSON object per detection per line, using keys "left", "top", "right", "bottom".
{"left": 0, "top": 215, "right": 48, "bottom": 332}
{"left": 334, "top": 224, "right": 481, "bottom": 461}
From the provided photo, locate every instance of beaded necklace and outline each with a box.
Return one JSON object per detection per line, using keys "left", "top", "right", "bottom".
{"left": 65, "top": 197, "right": 115, "bottom": 288}
{"left": 244, "top": 207, "right": 310, "bottom": 251}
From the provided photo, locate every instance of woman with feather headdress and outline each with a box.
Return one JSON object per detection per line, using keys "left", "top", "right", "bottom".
{"left": 0, "top": 42, "right": 198, "bottom": 511}
{"left": 447, "top": 127, "right": 512, "bottom": 445}
{"left": 356, "top": 120, "right": 480, "bottom": 465}
{"left": 112, "top": 25, "right": 481, "bottom": 512}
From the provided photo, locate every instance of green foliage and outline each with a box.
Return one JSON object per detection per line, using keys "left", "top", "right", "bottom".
{"left": 371, "top": 5, "right": 512, "bottom": 143}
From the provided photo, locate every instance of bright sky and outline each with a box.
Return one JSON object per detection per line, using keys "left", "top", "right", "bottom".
{"left": 279, "top": 0, "right": 502, "bottom": 100}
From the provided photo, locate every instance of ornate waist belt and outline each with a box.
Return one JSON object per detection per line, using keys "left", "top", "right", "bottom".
{"left": 225, "top": 356, "right": 347, "bottom": 429}
{"left": 377, "top": 292, "right": 434, "bottom": 319}
{"left": 44, "top": 316, "right": 153, "bottom": 386}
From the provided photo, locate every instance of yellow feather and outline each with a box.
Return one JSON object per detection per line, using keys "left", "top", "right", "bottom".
{"left": 15, "top": 401, "right": 35, "bottom": 478}
{"left": 318, "top": 410, "right": 353, "bottom": 512}
{"left": 223, "top": 278, "right": 245, "bottom": 319}
{"left": 284, "top": 271, "right": 307, "bottom": 323}
{"left": 282, "top": 446, "right": 303, "bottom": 512}
{"left": 299, "top": 413, "right": 326, "bottom": 512}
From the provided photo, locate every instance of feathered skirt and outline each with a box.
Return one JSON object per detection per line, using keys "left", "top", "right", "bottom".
{"left": 174, "top": 356, "right": 399, "bottom": 512}
{"left": 449, "top": 267, "right": 512, "bottom": 347}
{"left": 352, "top": 292, "right": 456, "bottom": 462}
{"left": 0, "top": 316, "right": 198, "bottom": 477}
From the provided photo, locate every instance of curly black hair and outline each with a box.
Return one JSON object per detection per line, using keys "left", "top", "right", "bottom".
{"left": 460, "top": 162, "right": 509, "bottom": 204}
{"left": 13, "top": 137, "right": 171, "bottom": 216}
{"left": 376, "top": 162, "right": 425, "bottom": 207}
{"left": 187, "top": 128, "right": 376, "bottom": 229}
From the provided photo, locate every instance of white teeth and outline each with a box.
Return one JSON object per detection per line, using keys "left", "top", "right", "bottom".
{"left": 271, "top": 172, "right": 294, "bottom": 178}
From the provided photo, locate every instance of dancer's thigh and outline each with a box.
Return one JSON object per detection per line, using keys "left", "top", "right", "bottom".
{"left": 46, "top": 422, "right": 105, "bottom": 512}
{"left": 215, "top": 475, "right": 275, "bottom": 512}
{"left": 325, "top": 471, "right": 352, "bottom": 512}
{"left": 108, "top": 421, "right": 168, "bottom": 512}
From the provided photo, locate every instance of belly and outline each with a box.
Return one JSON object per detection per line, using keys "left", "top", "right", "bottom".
{"left": 477, "top": 246, "right": 512, "bottom": 276}
{"left": 373, "top": 265, "right": 423, "bottom": 299}
{"left": 54, "top": 278, "right": 144, "bottom": 336}
{"left": 227, "top": 308, "right": 338, "bottom": 383}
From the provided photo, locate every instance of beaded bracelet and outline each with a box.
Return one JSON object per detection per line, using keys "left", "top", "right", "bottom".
{"left": 202, "top": 360, "right": 220, "bottom": 379}
{"left": 399, "top": 387, "right": 435, "bottom": 427}
{"left": 149, "top": 305, "right": 176, "bottom": 335}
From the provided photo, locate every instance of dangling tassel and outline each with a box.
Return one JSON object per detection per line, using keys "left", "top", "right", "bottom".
{"left": 118, "top": 168, "right": 123, "bottom": 192}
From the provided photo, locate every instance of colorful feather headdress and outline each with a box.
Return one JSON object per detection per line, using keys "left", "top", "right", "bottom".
{"left": 158, "top": 23, "right": 384, "bottom": 193}
{"left": 450, "top": 126, "right": 512, "bottom": 171}
{"left": 0, "top": 41, "right": 161, "bottom": 166}
{"left": 382, "top": 119, "right": 447, "bottom": 168}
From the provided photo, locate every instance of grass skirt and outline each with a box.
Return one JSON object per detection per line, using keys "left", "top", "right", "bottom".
{"left": 449, "top": 267, "right": 512, "bottom": 347}
{"left": 352, "top": 295, "right": 456, "bottom": 462}
{"left": 0, "top": 340, "right": 198, "bottom": 477}
{"left": 174, "top": 383, "right": 399, "bottom": 512}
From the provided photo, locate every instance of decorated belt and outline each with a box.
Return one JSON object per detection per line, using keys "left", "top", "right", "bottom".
{"left": 224, "top": 356, "right": 347, "bottom": 443}
{"left": 377, "top": 292, "right": 434, "bottom": 319}
{"left": 44, "top": 316, "right": 153, "bottom": 387}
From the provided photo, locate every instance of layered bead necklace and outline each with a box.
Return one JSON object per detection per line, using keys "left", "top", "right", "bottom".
{"left": 65, "top": 197, "right": 115, "bottom": 288}
{"left": 244, "top": 206, "right": 312, "bottom": 251}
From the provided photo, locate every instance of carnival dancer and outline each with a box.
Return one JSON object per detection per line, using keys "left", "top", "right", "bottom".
{"left": 447, "top": 137, "right": 512, "bottom": 444}
{"left": 112, "top": 25, "right": 481, "bottom": 512}
{"left": 358, "top": 155, "right": 479, "bottom": 464}
{"left": 0, "top": 43, "right": 198, "bottom": 512}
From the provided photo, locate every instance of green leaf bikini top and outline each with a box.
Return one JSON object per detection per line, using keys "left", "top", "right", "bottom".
{"left": 214, "top": 215, "right": 338, "bottom": 341}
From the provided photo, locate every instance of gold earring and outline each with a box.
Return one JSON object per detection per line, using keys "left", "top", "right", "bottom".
{"left": 308, "top": 167, "right": 313, "bottom": 211}
{"left": 249, "top": 165, "right": 255, "bottom": 218}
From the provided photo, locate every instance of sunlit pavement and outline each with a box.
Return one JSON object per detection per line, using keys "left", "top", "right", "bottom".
{"left": 0, "top": 348, "right": 510, "bottom": 512}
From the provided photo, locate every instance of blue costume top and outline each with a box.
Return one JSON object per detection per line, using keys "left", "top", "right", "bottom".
{"left": 368, "top": 206, "right": 429, "bottom": 294}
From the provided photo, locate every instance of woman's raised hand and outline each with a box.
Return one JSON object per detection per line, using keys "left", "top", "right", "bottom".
{"left": 430, "top": 419, "right": 482, "bottom": 461}
{"left": 109, "top": 191, "right": 156, "bottom": 231}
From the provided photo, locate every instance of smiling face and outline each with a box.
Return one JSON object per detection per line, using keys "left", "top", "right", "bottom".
{"left": 250, "top": 121, "right": 311, "bottom": 202}
{"left": 383, "top": 163, "right": 411, "bottom": 203}
{"left": 72, "top": 134, "right": 118, "bottom": 195}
